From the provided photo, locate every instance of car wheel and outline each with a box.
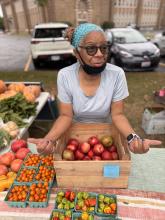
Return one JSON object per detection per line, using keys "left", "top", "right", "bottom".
{"left": 32, "top": 59, "right": 40, "bottom": 69}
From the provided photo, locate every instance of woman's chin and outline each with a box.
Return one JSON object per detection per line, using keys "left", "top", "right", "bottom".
{"left": 93, "top": 63, "right": 105, "bottom": 67}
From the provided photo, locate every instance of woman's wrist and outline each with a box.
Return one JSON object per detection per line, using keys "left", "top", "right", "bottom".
{"left": 126, "top": 133, "right": 140, "bottom": 145}
{"left": 44, "top": 137, "right": 57, "bottom": 145}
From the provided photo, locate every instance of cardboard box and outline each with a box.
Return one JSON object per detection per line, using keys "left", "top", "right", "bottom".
{"left": 54, "top": 123, "right": 131, "bottom": 189}
{"left": 142, "top": 107, "right": 165, "bottom": 134}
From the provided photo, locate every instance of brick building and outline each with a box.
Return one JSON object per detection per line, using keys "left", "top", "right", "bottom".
{"left": 0, "top": 0, "right": 165, "bottom": 33}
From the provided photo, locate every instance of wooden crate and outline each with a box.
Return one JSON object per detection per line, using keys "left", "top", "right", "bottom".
{"left": 54, "top": 123, "right": 131, "bottom": 189}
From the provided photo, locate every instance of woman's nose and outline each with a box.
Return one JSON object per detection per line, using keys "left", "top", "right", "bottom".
{"left": 95, "top": 48, "right": 103, "bottom": 56}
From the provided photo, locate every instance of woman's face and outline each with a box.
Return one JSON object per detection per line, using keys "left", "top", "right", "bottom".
{"left": 75, "top": 31, "right": 109, "bottom": 67}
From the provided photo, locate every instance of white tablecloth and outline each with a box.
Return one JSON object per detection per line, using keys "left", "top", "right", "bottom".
{"left": 129, "top": 148, "right": 165, "bottom": 193}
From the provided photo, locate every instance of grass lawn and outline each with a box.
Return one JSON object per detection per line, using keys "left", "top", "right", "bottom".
{"left": 0, "top": 70, "right": 165, "bottom": 147}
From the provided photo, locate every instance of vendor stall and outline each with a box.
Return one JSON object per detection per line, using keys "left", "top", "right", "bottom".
{"left": 0, "top": 148, "right": 164, "bottom": 220}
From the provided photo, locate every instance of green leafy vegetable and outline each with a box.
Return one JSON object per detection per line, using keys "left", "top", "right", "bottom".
{"left": 0, "top": 129, "right": 11, "bottom": 149}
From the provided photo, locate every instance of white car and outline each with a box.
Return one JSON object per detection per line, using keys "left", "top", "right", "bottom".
{"left": 152, "top": 31, "right": 165, "bottom": 56}
{"left": 31, "top": 22, "right": 75, "bottom": 68}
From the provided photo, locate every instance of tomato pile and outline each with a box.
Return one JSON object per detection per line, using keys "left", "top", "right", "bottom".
{"left": 24, "top": 154, "right": 41, "bottom": 167}
{"left": 7, "top": 185, "right": 29, "bottom": 202}
{"left": 29, "top": 182, "right": 49, "bottom": 202}
{"left": 41, "top": 154, "right": 54, "bottom": 166}
{"left": 16, "top": 168, "right": 36, "bottom": 182}
{"left": 34, "top": 165, "right": 55, "bottom": 182}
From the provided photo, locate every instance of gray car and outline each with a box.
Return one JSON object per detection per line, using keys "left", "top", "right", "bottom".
{"left": 105, "top": 28, "right": 160, "bottom": 71}
{"left": 152, "top": 31, "right": 165, "bottom": 56}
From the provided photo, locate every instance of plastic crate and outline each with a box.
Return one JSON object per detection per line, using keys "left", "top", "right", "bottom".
{"left": 23, "top": 153, "right": 41, "bottom": 168}
{"left": 27, "top": 181, "right": 51, "bottom": 208}
{"left": 50, "top": 209, "right": 72, "bottom": 220}
{"left": 4, "top": 183, "right": 29, "bottom": 208}
{"left": 55, "top": 190, "right": 76, "bottom": 210}
{"left": 33, "top": 164, "right": 55, "bottom": 187}
{"left": 72, "top": 212, "right": 94, "bottom": 220}
{"left": 95, "top": 193, "right": 117, "bottom": 219}
{"left": 14, "top": 166, "right": 38, "bottom": 185}
{"left": 75, "top": 192, "right": 97, "bottom": 214}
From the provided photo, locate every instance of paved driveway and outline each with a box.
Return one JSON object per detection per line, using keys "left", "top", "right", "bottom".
{"left": 0, "top": 32, "right": 32, "bottom": 71}
{"left": 0, "top": 32, "right": 165, "bottom": 72}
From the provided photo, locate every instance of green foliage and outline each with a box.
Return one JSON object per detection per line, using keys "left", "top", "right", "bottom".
{"left": 101, "top": 21, "right": 115, "bottom": 30}
{"left": 0, "top": 17, "right": 4, "bottom": 30}
{"left": 35, "top": 0, "right": 48, "bottom": 7}
{"left": 60, "top": 21, "right": 73, "bottom": 27}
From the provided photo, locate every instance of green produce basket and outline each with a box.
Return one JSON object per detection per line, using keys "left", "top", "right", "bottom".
{"left": 55, "top": 190, "right": 77, "bottom": 211}
{"left": 27, "top": 181, "right": 51, "bottom": 208}
{"left": 50, "top": 209, "right": 72, "bottom": 220}
{"left": 75, "top": 192, "right": 97, "bottom": 214}
{"left": 4, "top": 183, "right": 29, "bottom": 208}
{"left": 95, "top": 193, "right": 117, "bottom": 219}
{"left": 23, "top": 153, "right": 41, "bottom": 168}
{"left": 33, "top": 164, "right": 55, "bottom": 187}
{"left": 72, "top": 211, "right": 94, "bottom": 220}
{"left": 14, "top": 166, "right": 38, "bottom": 185}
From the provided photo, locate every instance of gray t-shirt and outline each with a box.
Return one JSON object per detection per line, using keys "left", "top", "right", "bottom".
{"left": 57, "top": 62, "right": 129, "bottom": 123}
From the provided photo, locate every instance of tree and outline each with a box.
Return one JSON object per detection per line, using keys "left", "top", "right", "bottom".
{"left": 35, "top": 0, "right": 48, "bottom": 7}
{"left": 35, "top": 0, "right": 48, "bottom": 22}
{"left": 0, "top": 17, "right": 4, "bottom": 30}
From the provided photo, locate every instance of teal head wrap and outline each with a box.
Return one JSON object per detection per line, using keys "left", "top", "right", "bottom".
{"left": 71, "top": 23, "right": 104, "bottom": 48}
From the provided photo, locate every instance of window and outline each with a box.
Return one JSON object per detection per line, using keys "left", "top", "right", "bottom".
{"left": 34, "top": 28, "right": 66, "bottom": 38}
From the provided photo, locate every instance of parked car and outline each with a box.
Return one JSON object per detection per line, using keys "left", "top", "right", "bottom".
{"left": 152, "top": 31, "right": 165, "bottom": 56}
{"left": 31, "top": 22, "right": 75, "bottom": 68}
{"left": 105, "top": 28, "right": 160, "bottom": 71}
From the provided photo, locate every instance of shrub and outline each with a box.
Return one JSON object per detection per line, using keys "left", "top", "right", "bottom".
{"left": 101, "top": 21, "right": 115, "bottom": 30}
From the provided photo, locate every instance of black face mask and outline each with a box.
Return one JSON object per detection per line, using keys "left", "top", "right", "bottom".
{"left": 81, "top": 62, "right": 106, "bottom": 75}
{"left": 77, "top": 50, "right": 106, "bottom": 75}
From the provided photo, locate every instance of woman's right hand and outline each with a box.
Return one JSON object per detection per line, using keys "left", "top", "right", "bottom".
{"left": 27, "top": 138, "right": 56, "bottom": 155}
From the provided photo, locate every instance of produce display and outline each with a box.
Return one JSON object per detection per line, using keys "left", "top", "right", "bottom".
{"left": 62, "top": 135, "right": 119, "bottom": 161}
{"left": 0, "top": 81, "right": 42, "bottom": 150}
{"left": 51, "top": 190, "right": 118, "bottom": 220}
{"left": 0, "top": 139, "right": 33, "bottom": 191}
{"left": 4, "top": 151, "right": 55, "bottom": 208}
{"left": 0, "top": 138, "right": 55, "bottom": 193}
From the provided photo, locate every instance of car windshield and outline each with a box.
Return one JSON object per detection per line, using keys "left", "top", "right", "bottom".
{"left": 112, "top": 29, "right": 147, "bottom": 44}
{"left": 34, "top": 28, "right": 66, "bottom": 38}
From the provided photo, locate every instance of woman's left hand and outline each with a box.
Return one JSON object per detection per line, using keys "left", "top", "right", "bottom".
{"left": 129, "top": 138, "right": 162, "bottom": 154}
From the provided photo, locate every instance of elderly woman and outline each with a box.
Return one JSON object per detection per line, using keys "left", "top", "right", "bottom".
{"left": 28, "top": 23, "right": 161, "bottom": 154}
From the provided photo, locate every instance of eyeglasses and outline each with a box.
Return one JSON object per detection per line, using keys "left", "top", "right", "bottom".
{"left": 78, "top": 44, "right": 110, "bottom": 56}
